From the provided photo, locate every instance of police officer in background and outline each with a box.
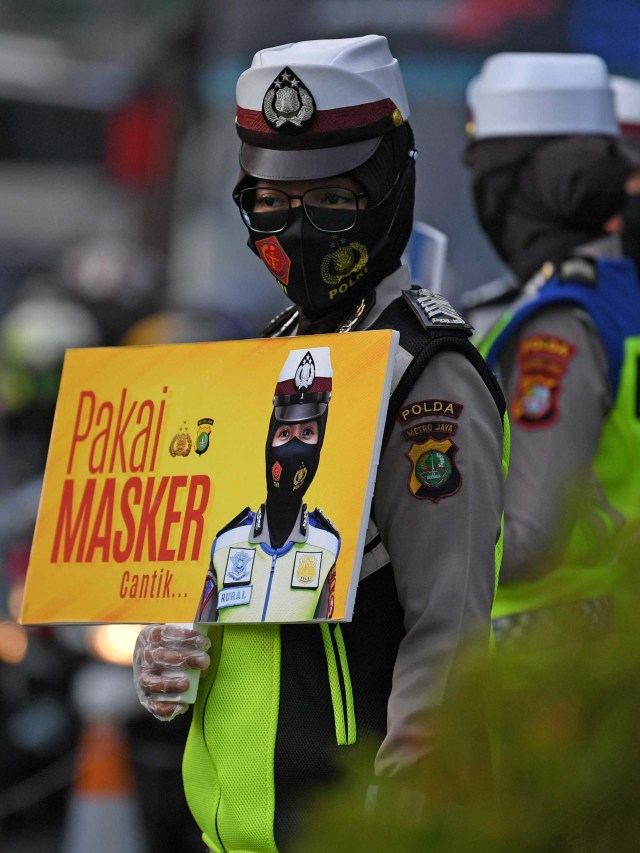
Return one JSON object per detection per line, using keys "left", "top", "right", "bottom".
{"left": 463, "top": 53, "right": 640, "bottom": 648}
{"left": 134, "top": 36, "right": 506, "bottom": 851}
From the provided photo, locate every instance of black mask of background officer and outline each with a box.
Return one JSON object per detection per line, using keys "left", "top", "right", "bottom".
{"left": 246, "top": 159, "right": 415, "bottom": 321}
{"left": 466, "top": 136, "right": 630, "bottom": 285}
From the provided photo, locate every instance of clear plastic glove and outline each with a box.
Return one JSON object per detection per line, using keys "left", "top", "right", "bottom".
{"left": 133, "top": 623, "right": 211, "bottom": 721}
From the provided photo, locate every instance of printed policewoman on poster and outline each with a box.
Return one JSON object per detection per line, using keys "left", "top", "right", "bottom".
{"left": 196, "top": 346, "right": 341, "bottom": 623}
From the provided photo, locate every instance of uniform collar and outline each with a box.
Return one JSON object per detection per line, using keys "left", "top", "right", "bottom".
{"left": 330, "top": 264, "right": 411, "bottom": 332}
{"left": 249, "top": 503, "right": 309, "bottom": 545}
{"left": 351, "top": 264, "right": 410, "bottom": 329}
{"left": 273, "top": 264, "right": 411, "bottom": 336}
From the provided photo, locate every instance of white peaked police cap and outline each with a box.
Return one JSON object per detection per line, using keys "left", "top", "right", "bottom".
{"left": 236, "top": 35, "right": 411, "bottom": 180}
{"left": 273, "top": 347, "right": 333, "bottom": 423}
{"left": 471, "top": 52, "right": 618, "bottom": 139}
{"left": 611, "top": 75, "right": 640, "bottom": 165}
{"left": 611, "top": 75, "right": 640, "bottom": 136}
{"left": 465, "top": 75, "right": 480, "bottom": 136}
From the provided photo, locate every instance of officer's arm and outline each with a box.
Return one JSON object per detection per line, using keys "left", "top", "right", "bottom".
{"left": 373, "top": 349, "right": 504, "bottom": 776}
{"left": 498, "top": 306, "right": 613, "bottom": 583}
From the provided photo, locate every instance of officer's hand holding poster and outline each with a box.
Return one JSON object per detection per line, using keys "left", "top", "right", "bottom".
{"left": 21, "top": 330, "right": 398, "bottom": 625}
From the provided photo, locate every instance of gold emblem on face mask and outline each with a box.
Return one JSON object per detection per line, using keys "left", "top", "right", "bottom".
{"left": 296, "top": 553, "right": 318, "bottom": 584}
{"left": 293, "top": 462, "right": 308, "bottom": 490}
{"left": 321, "top": 242, "right": 368, "bottom": 286}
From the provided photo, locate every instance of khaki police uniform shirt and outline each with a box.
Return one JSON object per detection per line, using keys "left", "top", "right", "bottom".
{"left": 486, "top": 237, "right": 620, "bottom": 585}
{"left": 290, "top": 264, "right": 505, "bottom": 775}
{"left": 494, "top": 302, "right": 613, "bottom": 584}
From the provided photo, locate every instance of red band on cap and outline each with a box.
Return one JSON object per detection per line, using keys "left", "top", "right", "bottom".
{"left": 275, "top": 378, "right": 332, "bottom": 396}
{"left": 237, "top": 98, "right": 397, "bottom": 137}
{"left": 620, "top": 121, "right": 640, "bottom": 139}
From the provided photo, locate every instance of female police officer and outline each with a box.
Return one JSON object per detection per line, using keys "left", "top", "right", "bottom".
{"left": 134, "top": 35, "right": 506, "bottom": 852}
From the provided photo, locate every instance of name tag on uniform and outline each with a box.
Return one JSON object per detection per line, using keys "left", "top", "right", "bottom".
{"left": 224, "top": 548, "right": 255, "bottom": 584}
{"left": 291, "top": 551, "right": 322, "bottom": 589}
{"left": 218, "top": 586, "right": 253, "bottom": 609}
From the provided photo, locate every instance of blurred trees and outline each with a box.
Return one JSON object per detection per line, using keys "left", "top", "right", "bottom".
{"left": 300, "top": 526, "right": 640, "bottom": 852}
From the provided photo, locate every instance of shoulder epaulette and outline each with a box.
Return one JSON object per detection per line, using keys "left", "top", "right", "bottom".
{"left": 260, "top": 305, "right": 299, "bottom": 338}
{"left": 557, "top": 256, "right": 598, "bottom": 287}
{"left": 403, "top": 288, "right": 474, "bottom": 336}
{"left": 373, "top": 289, "right": 505, "bottom": 457}
{"left": 216, "top": 507, "right": 253, "bottom": 537}
{"left": 310, "top": 507, "right": 340, "bottom": 538}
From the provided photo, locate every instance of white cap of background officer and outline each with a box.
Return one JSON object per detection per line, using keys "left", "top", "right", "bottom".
{"left": 471, "top": 52, "right": 617, "bottom": 139}
{"left": 463, "top": 52, "right": 630, "bottom": 286}
{"left": 609, "top": 75, "right": 640, "bottom": 273}
{"left": 611, "top": 75, "right": 640, "bottom": 167}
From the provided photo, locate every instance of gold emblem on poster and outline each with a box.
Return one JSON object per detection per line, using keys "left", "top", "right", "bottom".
{"left": 296, "top": 554, "right": 318, "bottom": 585}
{"left": 293, "top": 463, "right": 307, "bottom": 490}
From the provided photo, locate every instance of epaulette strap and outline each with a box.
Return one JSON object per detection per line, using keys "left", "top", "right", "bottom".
{"left": 216, "top": 507, "right": 252, "bottom": 537}
{"left": 312, "top": 507, "right": 340, "bottom": 538}
{"left": 402, "top": 288, "right": 474, "bottom": 337}
{"left": 254, "top": 504, "right": 265, "bottom": 536}
{"left": 558, "top": 256, "right": 598, "bottom": 287}
{"left": 260, "top": 305, "right": 299, "bottom": 338}
{"left": 371, "top": 291, "right": 474, "bottom": 358}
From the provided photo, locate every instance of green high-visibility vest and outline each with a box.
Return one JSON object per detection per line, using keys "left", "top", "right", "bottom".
{"left": 479, "top": 258, "right": 640, "bottom": 618}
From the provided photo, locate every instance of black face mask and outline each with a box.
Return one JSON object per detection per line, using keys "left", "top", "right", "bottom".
{"left": 264, "top": 432, "right": 321, "bottom": 548}
{"left": 622, "top": 194, "right": 640, "bottom": 277}
{"left": 246, "top": 160, "right": 415, "bottom": 320}
{"left": 466, "top": 137, "right": 630, "bottom": 284}
{"left": 266, "top": 435, "right": 320, "bottom": 505}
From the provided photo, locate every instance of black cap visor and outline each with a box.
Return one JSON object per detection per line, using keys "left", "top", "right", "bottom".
{"left": 274, "top": 402, "right": 327, "bottom": 423}
{"left": 240, "top": 137, "right": 382, "bottom": 181}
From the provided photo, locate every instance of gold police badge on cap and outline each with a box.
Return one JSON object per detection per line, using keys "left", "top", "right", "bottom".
{"left": 262, "top": 66, "right": 316, "bottom": 132}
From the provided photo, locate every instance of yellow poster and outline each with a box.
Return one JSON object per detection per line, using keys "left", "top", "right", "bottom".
{"left": 21, "top": 330, "right": 398, "bottom": 625}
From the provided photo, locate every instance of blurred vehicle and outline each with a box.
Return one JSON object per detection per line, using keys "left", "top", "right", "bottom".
{"left": 0, "top": 12, "right": 208, "bottom": 851}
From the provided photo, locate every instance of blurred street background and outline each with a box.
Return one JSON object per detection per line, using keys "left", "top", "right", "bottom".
{"left": 0, "top": 1, "right": 639, "bottom": 850}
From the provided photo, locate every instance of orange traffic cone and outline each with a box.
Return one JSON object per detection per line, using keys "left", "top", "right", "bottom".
{"left": 62, "top": 721, "right": 148, "bottom": 853}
